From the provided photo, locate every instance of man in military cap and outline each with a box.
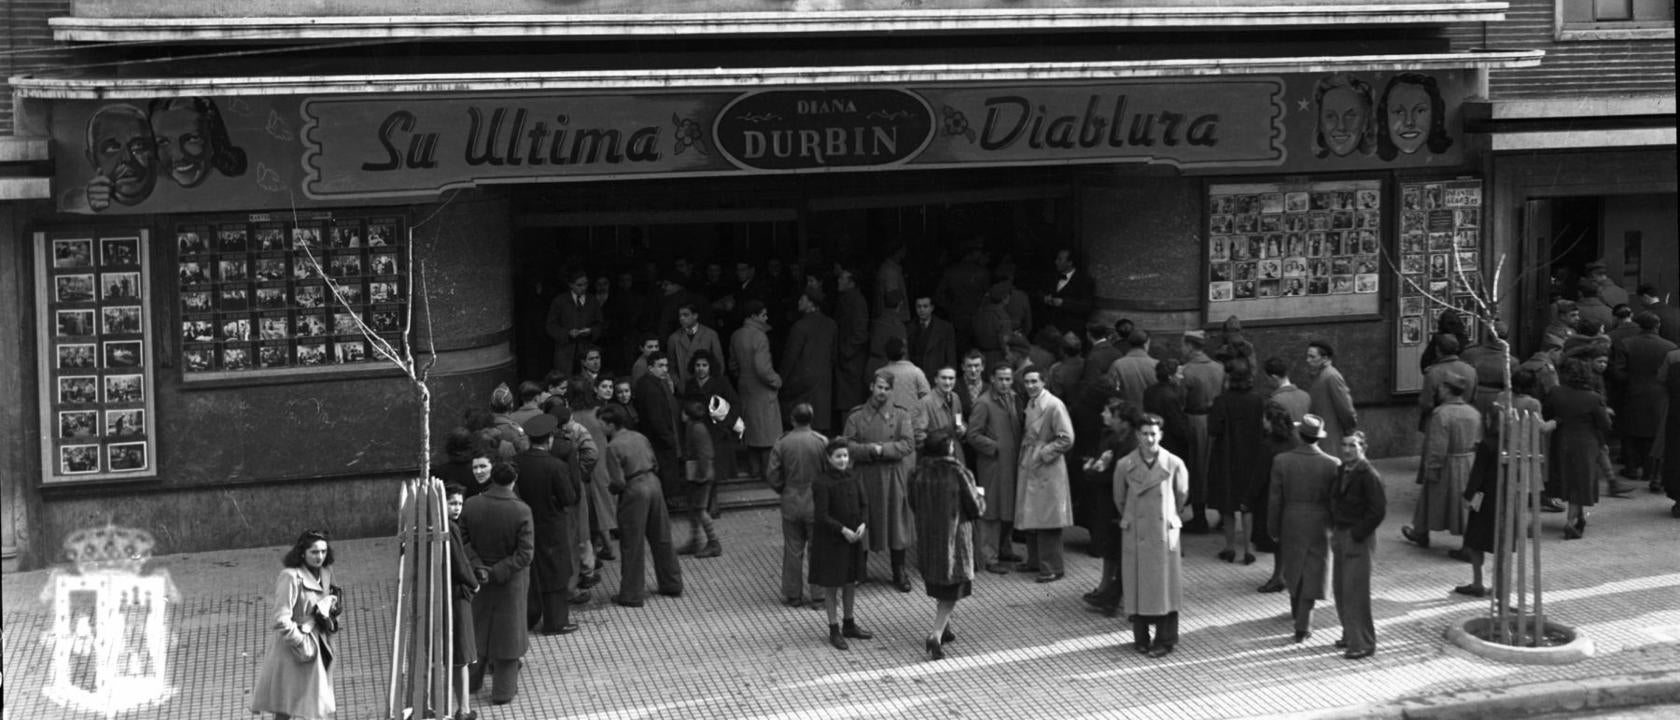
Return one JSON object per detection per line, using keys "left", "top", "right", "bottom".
{"left": 1585, "top": 260, "right": 1629, "bottom": 308}
{"left": 845, "top": 370, "right": 918, "bottom": 592}
{"left": 513, "top": 413, "right": 579, "bottom": 635}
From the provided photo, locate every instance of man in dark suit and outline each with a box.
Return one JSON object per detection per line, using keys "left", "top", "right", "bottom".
{"left": 1637, "top": 283, "right": 1680, "bottom": 346}
{"left": 545, "top": 268, "right": 603, "bottom": 377}
{"left": 1612, "top": 311, "right": 1678, "bottom": 489}
{"left": 459, "top": 461, "right": 534, "bottom": 704}
{"left": 1042, "top": 247, "right": 1095, "bottom": 336}
{"left": 907, "top": 295, "right": 958, "bottom": 380}
{"left": 780, "top": 288, "right": 838, "bottom": 432}
{"left": 511, "top": 414, "right": 578, "bottom": 636}
{"left": 632, "top": 351, "right": 685, "bottom": 503}
{"left": 834, "top": 266, "right": 871, "bottom": 423}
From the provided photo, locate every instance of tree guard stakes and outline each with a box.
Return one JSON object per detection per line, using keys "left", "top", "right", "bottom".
{"left": 389, "top": 477, "right": 457, "bottom": 720}
{"left": 1491, "top": 404, "right": 1547, "bottom": 646}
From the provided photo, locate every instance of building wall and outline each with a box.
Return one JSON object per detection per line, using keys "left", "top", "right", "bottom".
{"left": 1449, "top": 0, "right": 1676, "bottom": 98}
{"left": 2, "top": 0, "right": 72, "bottom": 135}
{"left": 23, "top": 191, "right": 516, "bottom": 567}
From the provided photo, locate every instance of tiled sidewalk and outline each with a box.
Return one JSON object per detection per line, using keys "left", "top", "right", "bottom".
{"left": 5, "top": 457, "right": 1679, "bottom": 720}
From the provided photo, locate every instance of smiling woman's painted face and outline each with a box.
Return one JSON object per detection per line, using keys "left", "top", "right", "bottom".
{"left": 150, "top": 103, "right": 212, "bottom": 188}
{"left": 1385, "top": 82, "right": 1433, "bottom": 155}
{"left": 1320, "top": 87, "right": 1368, "bottom": 157}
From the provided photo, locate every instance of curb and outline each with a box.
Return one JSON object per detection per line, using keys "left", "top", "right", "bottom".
{"left": 1242, "top": 670, "right": 1680, "bottom": 720}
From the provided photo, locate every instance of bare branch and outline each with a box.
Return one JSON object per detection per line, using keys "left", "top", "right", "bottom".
{"left": 419, "top": 260, "right": 439, "bottom": 384}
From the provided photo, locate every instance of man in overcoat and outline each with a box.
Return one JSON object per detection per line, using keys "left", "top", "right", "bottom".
{"left": 460, "top": 461, "right": 534, "bottom": 704}
{"left": 512, "top": 414, "right": 578, "bottom": 636}
{"left": 546, "top": 268, "right": 602, "bottom": 377}
{"left": 781, "top": 289, "right": 838, "bottom": 432}
{"left": 666, "top": 303, "right": 725, "bottom": 389}
{"left": 1108, "top": 330, "right": 1157, "bottom": 408}
{"left": 965, "top": 363, "right": 1023, "bottom": 572}
{"left": 834, "top": 267, "right": 871, "bottom": 421}
{"left": 1418, "top": 334, "right": 1478, "bottom": 430}
{"left": 1016, "top": 367, "right": 1076, "bottom": 583}
{"left": 767, "top": 403, "right": 829, "bottom": 607}
{"left": 1081, "top": 325, "right": 1123, "bottom": 400}
{"left": 632, "top": 352, "right": 685, "bottom": 502}
{"left": 879, "top": 336, "right": 931, "bottom": 415}
{"left": 1268, "top": 415, "right": 1340, "bottom": 643}
{"left": 733, "top": 301, "right": 784, "bottom": 476}
{"left": 1636, "top": 283, "right": 1680, "bottom": 345}
{"left": 1178, "top": 330, "right": 1225, "bottom": 534}
{"left": 1611, "top": 311, "right": 1676, "bottom": 489}
{"left": 1307, "top": 340, "right": 1358, "bottom": 454}
{"left": 1403, "top": 375, "right": 1481, "bottom": 548}
{"left": 1114, "top": 414, "right": 1189, "bottom": 658}
{"left": 599, "top": 404, "right": 684, "bottom": 607}
{"left": 844, "top": 371, "right": 917, "bottom": 592}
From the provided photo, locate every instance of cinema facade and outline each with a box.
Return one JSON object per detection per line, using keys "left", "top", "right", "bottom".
{"left": 0, "top": 0, "right": 1583, "bottom": 563}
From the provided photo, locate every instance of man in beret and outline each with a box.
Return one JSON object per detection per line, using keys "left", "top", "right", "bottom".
{"left": 512, "top": 413, "right": 579, "bottom": 635}
{"left": 1402, "top": 373, "right": 1480, "bottom": 551}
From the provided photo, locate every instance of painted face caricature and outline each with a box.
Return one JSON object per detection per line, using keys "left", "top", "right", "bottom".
{"left": 84, "top": 105, "right": 158, "bottom": 210}
{"left": 147, "top": 97, "right": 248, "bottom": 189}
{"left": 1312, "top": 74, "right": 1375, "bottom": 158}
{"left": 1377, "top": 74, "right": 1453, "bottom": 161}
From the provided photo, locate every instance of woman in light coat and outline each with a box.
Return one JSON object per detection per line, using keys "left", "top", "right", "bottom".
{"left": 1015, "top": 367, "right": 1075, "bottom": 582}
{"left": 250, "top": 530, "right": 341, "bottom": 720}
{"left": 1114, "top": 414, "right": 1189, "bottom": 658}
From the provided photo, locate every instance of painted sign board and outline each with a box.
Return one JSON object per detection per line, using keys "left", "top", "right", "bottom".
{"left": 53, "top": 71, "right": 1472, "bottom": 214}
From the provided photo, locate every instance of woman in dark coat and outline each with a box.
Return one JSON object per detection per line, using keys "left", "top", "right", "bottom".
{"left": 811, "top": 436, "right": 874, "bottom": 651}
{"left": 682, "top": 349, "right": 740, "bottom": 515}
{"left": 1546, "top": 357, "right": 1613, "bottom": 538}
{"left": 444, "top": 484, "right": 482, "bottom": 720}
{"left": 1458, "top": 370, "right": 1550, "bottom": 597}
{"left": 907, "top": 428, "right": 985, "bottom": 660}
{"left": 1208, "top": 358, "right": 1269, "bottom": 564}
{"left": 1253, "top": 400, "right": 1299, "bottom": 594}
{"left": 1142, "top": 358, "right": 1193, "bottom": 461}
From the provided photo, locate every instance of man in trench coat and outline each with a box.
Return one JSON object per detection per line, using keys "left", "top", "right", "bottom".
{"left": 844, "top": 370, "right": 918, "bottom": 592}
{"left": 1114, "top": 414, "right": 1189, "bottom": 658}
{"left": 1016, "top": 367, "right": 1076, "bottom": 583}
{"left": 966, "top": 363, "right": 1023, "bottom": 572}
{"left": 459, "top": 461, "right": 534, "bottom": 704}
{"left": 1268, "top": 414, "right": 1340, "bottom": 642}
{"left": 1307, "top": 340, "right": 1358, "bottom": 455}
{"left": 733, "top": 301, "right": 784, "bottom": 475}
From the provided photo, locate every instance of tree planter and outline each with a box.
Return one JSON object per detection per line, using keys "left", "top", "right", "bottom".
{"left": 1446, "top": 615, "right": 1594, "bottom": 665}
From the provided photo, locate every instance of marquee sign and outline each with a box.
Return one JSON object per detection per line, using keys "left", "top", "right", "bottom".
{"left": 52, "top": 71, "right": 1473, "bottom": 214}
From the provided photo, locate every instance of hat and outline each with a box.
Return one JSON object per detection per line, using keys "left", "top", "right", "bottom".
{"left": 985, "top": 282, "right": 1010, "bottom": 303}
{"left": 1554, "top": 299, "right": 1578, "bottom": 314}
{"left": 1584, "top": 260, "right": 1608, "bottom": 273}
{"left": 1297, "top": 414, "right": 1327, "bottom": 440}
{"left": 521, "top": 413, "right": 559, "bottom": 439}
{"left": 1183, "top": 329, "right": 1207, "bottom": 342}
{"left": 1440, "top": 373, "right": 1471, "bottom": 393}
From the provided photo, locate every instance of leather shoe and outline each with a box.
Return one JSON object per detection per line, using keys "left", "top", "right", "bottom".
{"left": 1453, "top": 584, "right": 1488, "bottom": 598}
{"left": 985, "top": 562, "right": 1011, "bottom": 575}
{"left": 783, "top": 597, "right": 805, "bottom": 608}
{"left": 1216, "top": 549, "right": 1236, "bottom": 563}
{"left": 941, "top": 627, "right": 955, "bottom": 644}
{"left": 1292, "top": 630, "right": 1311, "bottom": 644}
{"left": 1035, "top": 572, "right": 1065, "bottom": 584}
{"left": 578, "top": 572, "right": 600, "bottom": 589}
{"left": 1343, "top": 648, "right": 1375, "bottom": 660}
{"left": 998, "top": 552, "right": 1025, "bottom": 563}
{"left": 926, "top": 637, "right": 944, "bottom": 660}
{"left": 1183, "top": 517, "right": 1211, "bottom": 535}
{"left": 1446, "top": 548, "right": 1472, "bottom": 563}
{"left": 842, "top": 620, "right": 874, "bottom": 639}
{"left": 658, "top": 588, "right": 683, "bottom": 598}
{"left": 1400, "top": 526, "right": 1430, "bottom": 548}
{"left": 1333, "top": 639, "right": 1348, "bottom": 649}
{"left": 541, "top": 623, "right": 580, "bottom": 636}
{"left": 1147, "top": 645, "right": 1175, "bottom": 658}
{"left": 1541, "top": 497, "right": 1566, "bottom": 513}
{"left": 1014, "top": 561, "right": 1040, "bottom": 574}
{"left": 610, "top": 595, "right": 643, "bottom": 608}
{"left": 1257, "top": 579, "right": 1285, "bottom": 594}
{"left": 569, "top": 592, "right": 590, "bottom": 605}
{"left": 893, "top": 577, "right": 913, "bottom": 593}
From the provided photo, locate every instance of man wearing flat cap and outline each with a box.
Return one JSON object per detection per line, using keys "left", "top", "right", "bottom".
{"left": 513, "top": 413, "right": 580, "bottom": 635}
{"left": 1584, "top": 260, "right": 1629, "bottom": 308}
{"left": 1402, "top": 372, "right": 1481, "bottom": 551}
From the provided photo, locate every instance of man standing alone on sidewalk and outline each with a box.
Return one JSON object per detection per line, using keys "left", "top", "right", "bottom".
{"left": 768, "top": 403, "right": 829, "bottom": 608}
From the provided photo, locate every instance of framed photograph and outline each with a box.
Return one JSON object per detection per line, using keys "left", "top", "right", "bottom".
{"left": 1257, "top": 258, "right": 1282, "bottom": 280}
{"left": 294, "top": 284, "right": 325, "bottom": 309}
{"left": 101, "top": 237, "right": 140, "bottom": 266}
{"left": 53, "top": 238, "right": 94, "bottom": 269}
{"left": 292, "top": 226, "right": 322, "bottom": 250}
{"left": 105, "top": 409, "right": 145, "bottom": 438}
{"left": 328, "top": 220, "right": 362, "bottom": 249}
{"left": 334, "top": 341, "right": 367, "bottom": 364}
{"left": 103, "top": 340, "right": 143, "bottom": 368}
{"left": 330, "top": 254, "right": 363, "bottom": 278}
{"left": 221, "top": 317, "right": 252, "bottom": 342}
{"left": 255, "top": 227, "right": 287, "bottom": 251}
{"left": 218, "top": 227, "right": 248, "bottom": 251}
{"left": 258, "top": 343, "right": 291, "bottom": 368}
{"left": 369, "top": 253, "right": 400, "bottom": 276}
{"left": 1401, "top": 254, "right": 1425, "bottom": 274}
{"left": 1331, "top": 276, "right": 1355, "bottom": 294}
{"left": 58, "top": 376, "right": 99, "bottom": 404}
{"left": 183, "top": 346, "right": 214, "bottom": 371}
{"left": 296, "top": 314, "right": 328, "bottom": 337}
{"left": 1233, "top": 280, "right": 1256, "bottom": 299}
{"left": 57, "top": 343, "right": 96, "bottom": 369}
{"left": 336, "top": 284, "right": 364, "bottom": 305}
{"left": 1307, "top": 277, "right": 1329, "bottom": 295}
{"left": 1401, "top": 297, "right": 1425, "bottom": 316}
{"left": 218, "top": 257, "right": 248, "bottom": 282}
{"left": 370, "top": 281, "right": 401, "bottom": 304}
{"left": 1257, "top": 279, "right": 1280, "bottom": 298}
{"left": 59, "top": 410, "right": 99, "bottom": 439}
{"left": 101, "top": 272, "right": 142, "bottom": 302}
{"left": 366, "top": 224, "right": 394, "bottom": 247}
{"left": 1208, "top": 282, "right": 1233, "bottom": 302}
{"left": 104, "top": 374, "right": 144, "bottom": 404}
{"left": 1401, "top": 274, "right": 1423, "bottom": 297}
{"left": 297, "top": 342, "right": 329, "bottom": 366}
{"left": 179, "top": 261, "right": 212, "bottom": 285}
{"left": 1428, "top": 254, "right": 1449, "bottom": 279}
{"left": 60, "top": 445, "right": 100, "bottom": 474}
{"left": 182, "top": 319, "right": 216, "bottom": 342}
{"left": 1354, "top": 274, "right": 1379, "bottom": 294}
{"left": 183, "top": 291, "right": 213, "bottom": 313}
{"left": 54, "top": 274, "right": 96, "bottom": 304}
{"left": 1401, "top": 316, "right": 1423, "bottom": 345}
{"left": 56, "top": 308, "right": 96, "bottom": 337}
{"left": 178, "top": 231, "right": 210, "bottom": 255}
{"left": 258, "top": 315, "right": 290, "bottom": 341}
{"left": 220, "top": 287, "right": 249, "bottom": 311}
{"left": 222, "top": 344, "right": 252, "bottom": 371}
{"left": 333, "top": 312, "right": 362, "bottom": 335}
{"left": 254, "top": 257, "right": 288, "bottom": 282}
{"left": 108, "top": 442, "right": 148, "bottom": 472}
{"left": 102, "top": 306, "right": 142, "bottom": 335}
{"left": 255, "top": 287, "right": 288, "bottom": 309}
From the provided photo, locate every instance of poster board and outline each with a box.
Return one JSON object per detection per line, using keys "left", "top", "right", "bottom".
{"left": 34, "top": 229, "right": 159, "bottom": 483}
{"left": 174, "top": 211, "right": 409, "bottom": 381}
{"left": 1205, "top": 179, "right": 1383, "bottom": 324}
{"left": 1393, "top": 177, "right": 1484, "bottom": 393}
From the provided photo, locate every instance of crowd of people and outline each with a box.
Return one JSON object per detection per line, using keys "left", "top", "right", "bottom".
{"left": 245, "top": 250, "right": 1679, "bottom": 716}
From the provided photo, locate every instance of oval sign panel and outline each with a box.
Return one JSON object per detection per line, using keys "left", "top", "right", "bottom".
{"left": 714, "top": 89, "right": 935, "bottom": 171}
